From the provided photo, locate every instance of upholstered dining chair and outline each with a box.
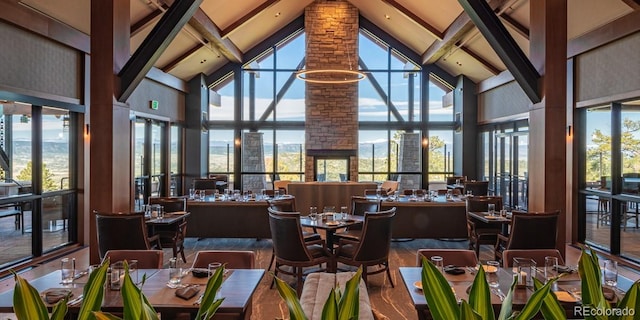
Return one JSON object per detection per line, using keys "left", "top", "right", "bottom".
{"left": 157, "top": 220, "right": 188, "bottom": 263}
{"left": 333, "top": 196, "right": 381, "bottom": 241}
{"left": 148, "top": 196, "right": 187, "bottom": 213}
{"left": 501, "top": 249, "right": 565, "bottom": 268}
{"left": 446, "top": 176, "right": 467, "bottom": 185}
{"left": 192, "top": 178, "right": 217, "bottom": 192}
{"left": 494, "top": 210, "right": 560, "bottom": 262}
{"left": 335, "top": 207, "right": 396, "bottom": 287}
{"left": 463, "top": 180, "right": 490, "bottom": 196}
{"left": 268, "top": 208, "right": 332, "bottom": 296}
{"left": 95, "top": 211, "right": 161, "bottom": 259}
{"left": 416, "top": 249, "right": 478, "bottom": 267}
{"left": 465, "top": 196, "right": 504, "bottom": 256}
{"left": 192, "top": 250, "right": 256, "bottom": 269}
{"left": 104, "top": 249, "right": 164, "bottom": 269}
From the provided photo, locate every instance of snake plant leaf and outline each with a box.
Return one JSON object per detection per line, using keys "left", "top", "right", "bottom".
{"left": 533, "top": 277, "right": 566, "bottom": 320}
{"left": 497, "top": 275, "right": 518, "bottom": 320}
{"left": 321, "top": 288, "right": 338, "bottom": 320}
{"left": 337, "top": 267, "right": 361, "bottom": 320}
{"left": 579, "top": 248, "right": 610, "bottom": 320}
{"left": 420, "top": 256, "right": 459, "bottom": 320}
{"left": 459, "top": 300, "right": 481, "bottom": 320}
{"left": 274, "top": 275, "right": 308, "bottom": 320}
{"left": 195, "top": 265, "right": 226, "bottom": 320}
{"left": 12, "top": 271, "right": 50, "bottom": 320}
{"left": 77, "top": 259, "right": 109, "bottom": 320}
{"left": 92, "top": 312, "right": 122, "bottom": 320}
{"left": 468, "top": 265, "right": 494, "bottom": 320}
{"left": 513, "top": 276, "right": 554, "bottom": 320}
{"left": 613, "top": 280, "right": 640, "bottom": 320}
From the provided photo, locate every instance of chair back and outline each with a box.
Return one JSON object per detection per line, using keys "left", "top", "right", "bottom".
{"left": 193, "top": 178, "right": 217, "bottom": 190}
{"left": 416, "top": 249, "right": 477, "bottom": 267}
{"left": 208, "top": 174, "right": 228, "bottom": 182}
{"left": 352, "top": 207, "right": 396, "bottom": 263}
{"left": 402, "top": 189, "right": 427, "bottom": 196}
{"left": 104, "top": 250, "right": 163, "bottom": 269}
{"left": 502, "top": 249, "right": 565, "bottom": 268}
{"left": 268, "top": 208, "right": 314, "bottom": 262}
{"left": 380, "top": 180, "right": 399, "bottom": 195}
{"left": 464, "top": 181, "right": 489, "bottom": 196}
{"left": 273, "top": 180, "right": 291, "bottom": 194}
{"left": 506, "top": 211, "right": 560, "bottom": 250}
{"left": 466, "top": 196, "right": 503, "bottom": 213}
{"left": 267, "top": 197, "right": 297, "bottom": 212}
{"left": 95, "top": 212, "right": 151, "bottom": 259}
{"left": 148, "top": 197, "right": 186, "bottom": 213}
{"left": 446, "top": 176, "right": 466, "bottom": 185}
{"left": 192, "top": 250, "right": 256, "bottom": 269}
{"left": 351, "top": 196, "right": 381, "bottom": 216}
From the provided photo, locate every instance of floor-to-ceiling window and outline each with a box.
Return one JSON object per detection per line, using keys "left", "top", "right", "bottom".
{"left": 580, "top": 100, "right": 640, "bottom": 261}
{"left": 133, "top": 118, "right": 169, "bottom": 205}
{"left": 0, "top": 101, "right": 78, "bottom": 268}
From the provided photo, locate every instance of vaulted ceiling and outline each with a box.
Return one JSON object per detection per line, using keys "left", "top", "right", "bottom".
{"left": 17, "top": 0, "right": 637, "bottom": 86}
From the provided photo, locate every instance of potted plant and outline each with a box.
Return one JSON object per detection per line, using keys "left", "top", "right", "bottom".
{"left": 274, "top": 267, "right": 363, "bottom": 320}
{"left": 12, "top": 259, "right": 225, "bottom": 320}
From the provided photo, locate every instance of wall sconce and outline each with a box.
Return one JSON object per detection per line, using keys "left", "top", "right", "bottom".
{"left": 234, "top": 138, "right": 241, "bottom": 147}
{"left": 567, "top": 125, "right": 573, "bottom": 137}
{"left": 84, "top": 124, "right": 90, "bottom": 139}
{"left": 422, "top": 137, "right": 429, "bottom": 147}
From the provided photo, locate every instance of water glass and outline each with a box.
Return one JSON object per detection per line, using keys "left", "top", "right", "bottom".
{"left": 430, "top": 256, "right": 444, "bottom": 273}
{"left": 340, "top": 206, "right": 348, "bottom": 220}
{"left": 261, "top": 189, "right": 267, "bottom": 200}
{"left": 189, "top": 188, "right": 195, "bottom": 199}
{"left": 60, "top": 257, "right": 75, "bottom": 285}
{"left": 129, "top": 260, "right": 138, "bottom": 284}
{"left": 208, "top": 262, "right": 222, "bottom": 278}
{"left": 603, "top": 260, "right": 618, "bottom": 287}
{"left": 486, "top": 260, "right": 500, "bottom": 288}
{"left": 488, "top": 203, "right": 496, "bottom": 216}
{"left": 168, "top": 257, "right": 181, "bottom": 285}
{"left": 309, "top": 206, "right": 318, "bottom": 221}
{"left": 110, "top": 261, "right": 124, "bottom": 290}
{"left": 274, "top": 189, "right": 280, "bottom": 199}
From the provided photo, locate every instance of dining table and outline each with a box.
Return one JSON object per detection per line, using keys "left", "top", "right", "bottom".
{"left": 467, "top": 211, "right": 511, "bottom": 235}
{"left": 0, "top": 267, "right": 264, "bottom": 319}
{"left": 299, "top": 214, "right": 364, "bottom": 272}
{"left": 399, "top": 265, "right": 634, "bottom": 320}
{"left": 145, "top": 211, "right": 191, "bottom": 235}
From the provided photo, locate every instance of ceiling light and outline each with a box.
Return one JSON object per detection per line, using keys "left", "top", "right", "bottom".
{"left": 384, "top": 14, "right": 391, "bottom": 20}
{"left": 296, "top": 42, "right": 366, "bottom": 84}
{"left": 274, "top": 12, "right": 281, "bottom": 17}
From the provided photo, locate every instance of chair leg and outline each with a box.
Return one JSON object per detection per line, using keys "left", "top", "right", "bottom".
{"left": 385, "top": 262, "right": 394, "bottom": 288}
{"left": 268, "top": 248, "right": 275, "bottom": 271}
{"left": 270, "top": 263, "right": 279, "bottom": 289}
{"left": 362, "top": 267, "right": 368, "bottom": 285}
{"left": 296, "top": 267, "right": 303, "bottom": 297}
{"left": 180, "top": 246, "right": 187, "bottom": 263}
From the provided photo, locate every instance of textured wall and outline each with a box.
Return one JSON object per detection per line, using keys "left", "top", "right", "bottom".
{"left": 242, "top": 132, "right": 267, "bottom": 191}
{"left": 128, "top": 78, "right": 185, "bottom": 121}
{"left": 478, "top": 81, "right": 530, "bottom": 122}
{"left": 576, "top": 31, "right": 640, "bottom": 103}
{"left": 398, "top": 132, "right": 421, "bottom": 191}
{"left": 0, "top": 20, "right": 81, "bottom": 100}
{"left": 304, "top": 0, "right": 359, "bottom": 180}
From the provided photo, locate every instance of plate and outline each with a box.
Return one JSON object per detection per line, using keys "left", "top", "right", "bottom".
{"left": 325, "top": 221, "right": 340, "bottom": 226}
{"left": 476, "top": 265, "right": 498, "bottom": 273}
{"left": 554, "top": 291, "right": 579, "bottom": 302}
{"left": 171, "top": 211, "right": 188, "bottom": 215}
{"left": 413, "top": 281, "right": 423, "bottom": 290}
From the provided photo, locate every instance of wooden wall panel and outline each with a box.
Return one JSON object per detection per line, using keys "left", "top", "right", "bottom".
{"left": 127, "top": 78, "right": 186, "bottom": 122}
{"left": 477, "top": 81, "right": 530, "bottom": 123}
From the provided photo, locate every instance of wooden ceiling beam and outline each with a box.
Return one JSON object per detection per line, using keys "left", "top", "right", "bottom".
{"left": 131, "top": 8, "right": 164, "bottom": 37}
{"left": 118, "top": 0, "right": 202, "bottom": 102}
{"left": 621, "top": 0, "right": 640, "bottom": 10}
{"left": 422, "top": 0, "right": 507, "bottom": 65}
{"left": 220, "top": 0, "right": 280, "bottom": 38}
{"left": 381, "top": 0, "right": 443, "bottom": 40}
{"left": 459, "top": 46, "right": 501, "bottom": 75}
{"left": 499, "top": 13, "right": 529, "bottom": 39}
{"left": 188, "top": 8, "right": 242, "bottom": 62}
{"left": 161, "top": 43, "right": 205, "bottom": 73}
{"left": 458, "top": 0, "right": 541, "bottom": 103}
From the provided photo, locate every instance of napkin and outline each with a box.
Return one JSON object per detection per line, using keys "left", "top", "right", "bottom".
{"left": 175, "top": 286, "right": 200, "bottom": 300}
{"left": 42, "top": 289, "right": 73, "bottom": 304}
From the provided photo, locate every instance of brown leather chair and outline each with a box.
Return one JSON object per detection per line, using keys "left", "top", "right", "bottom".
{"left": 416, "top": 249, "right": 478, "bottom": 267}
{"left": 402, "top": 189, "right": 427, "bottom": 196}
{"left": 495, "top": 210, "right": 560, "bottom": 262}
{"left": 193, "top": 178, "right": 217, "bottom": 192}
{"left": 463, "top": 181, "right": 489, "bottom": 196}
{"left": 104, "top": 250, "right": 164, "bottom": 269}
{"left": 333, "top": 196, "right": 381, "bottom": 240}
{"left": 148, "top": 196, "right": 187, "bottom": 213}
{"left": 95, "top": 211, "right": 161, "bottom": 259}
{"left": 502, "top": 249, "right": 565, "bottom": 268}
{"left": 335, "top": 207, "right": 396, "bottom": 287}
{"left": 192, "top": 250, "right": 256, "bottom": 269}
{"left": 446, "top": 176, "right": 466, "bottom": 185}
{"left": 268, "top": 208, "right": 332, "bottom": 296}
{"left": 465, "top": 196, "right": 504, "bottom": 256}
{"left": 157, "top": 220, "right": 188, "bottom": 263}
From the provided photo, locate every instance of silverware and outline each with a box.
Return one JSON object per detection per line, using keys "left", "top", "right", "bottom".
{"left": 491, "top": 288, "right": 505, "bottom": 301}
{"left": 67, "top": 294, "right": 83, "bottom": 306}
{"left": 193, "top": 293, "right": 204, "bottom": 305}
{"left": 74, "top": 271, "right": 88, "bottom": 280}
{"left": 496, "top": 288, "right": 506, "bottom": 300}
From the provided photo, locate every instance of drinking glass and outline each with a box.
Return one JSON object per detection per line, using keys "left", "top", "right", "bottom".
{"left": 129, "top": 260, "right": 138, "bottom": 284}
{"left": 309, "top": 206, "right": 318, "bottom": 221}
{"left": 261, "top": 189, "right": 267, "bottom": 200}
{"left": 544, "top": 256, "right": 558, "bottom": 282}
{"left": 189, "top": 188, "right": 195, "bottom": 199}
{"left": 603, "top": 260, "right": 618, "bottom": 287}
{"left": 340, "top": 206, "right": 348, "bottom": 220}
{"left": 208, "top": 262, "right": 222, "bottom": 278}
{"left": 169, "top": 257, "right": 181, "bottom": 285}
{"left": 430, "top": 256, "right": 444, "bottom": 273}
{"left": 323, "top": 206, "right": 335, "bottom": 221}
{"left": 60, "top": 257, "right": 75, "bottom": 285}
{"left": 274, "top": 189, "right": 280, "bottom": 199}
{"left": 486, "top": 260, "right": 500, "bottom": 287}
{"left": 514, "top": 258, "right": 536, "bottom": 287}
{"left": 110, "top": 261, "right": 124, "bottom": 290}
{"left": 487, "top": 203, "right": 496, "bottom": 216}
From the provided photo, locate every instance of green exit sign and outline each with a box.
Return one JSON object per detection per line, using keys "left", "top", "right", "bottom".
{"left": 150, "top": 100, "right": 159, "bottom": 110}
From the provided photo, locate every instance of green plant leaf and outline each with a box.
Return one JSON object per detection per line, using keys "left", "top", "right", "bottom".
{"left": 50, "top": 298, "right": 69, "bottom": 320}
{"left": 459, "top": 300, "right": 481, "bottom": 320}
{"left": 78, "top": 260, "right": 109, "bottom": 320}
{"left": 533, "top": 278, "right": 566, "bottom": 320}
{"left": 420, "top": 256, "right": 459, "bottom": 320}
{"left": 613, "top": 280, "right": 640, "bottom": 320}
{"left": 337, "top": 267, "right": 362, "bottom": 320}
{"left": 579, "top": 247, "right": 610, "bottom": 320}
{"left": 468, "top": 265, "right": 494, "bottom": 320}
{"left": 195, "top": 265, "right": 226, "bottom": 320}
{"left": 273, "top": 275, "right": 308, "bottom": 320}
{"left": 119, "top": 261, "right": 158, "bottom": 320}
{"left": 321, "top": 288, "right": 338, "bottom": 320}
{"left": 12, "top": 271, "right": 50, "bottom": 320}
{"left": 498, "top": 275, "right": 518, "bottom": 320}
{"left": 513, "top": 276, "right": 554, "bottom": 320}
{"left": 92, "top": 312, "right": 122, "bottom": 320}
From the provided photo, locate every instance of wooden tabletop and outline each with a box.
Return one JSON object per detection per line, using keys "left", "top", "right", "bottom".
{"left": 467, "top": 211, "right": 511, "bottom": 224}
{"left": 0, "top": 268, "right": 264, "bottom": 316}
{"left": 145, "top": 212, "right": 191, "bottom": 225}
{"left": 299, "top": 215, "right": 364, "bottom": 230}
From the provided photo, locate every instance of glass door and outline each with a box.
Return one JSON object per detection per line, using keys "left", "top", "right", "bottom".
{"left": 494, "top": 130, "right": 528, "bottom": 210}
{"left": 133, "top": 118, "right": 168, "bottom": 209}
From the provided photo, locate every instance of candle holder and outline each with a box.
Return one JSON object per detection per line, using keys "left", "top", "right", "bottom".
{"left": 513, "top": 257, "right": 536, "bottom": 288}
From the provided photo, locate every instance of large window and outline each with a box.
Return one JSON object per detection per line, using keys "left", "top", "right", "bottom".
{"left": 580, "top": 100, "right": 640, "bottom": 262}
